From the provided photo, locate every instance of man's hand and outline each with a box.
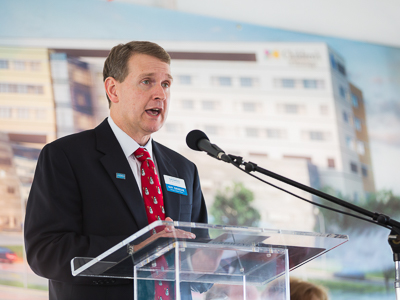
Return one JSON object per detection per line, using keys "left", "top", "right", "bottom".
{"left": 133, "top": 217, "right": 196, "bottom": 252}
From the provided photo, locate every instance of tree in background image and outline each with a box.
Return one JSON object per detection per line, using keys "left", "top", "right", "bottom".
{"left": 210, "top": 182, "right": 260, "bottom": 227}
{"left": 316, "top": 187, "right": 400, "bottom": 234}
{"left": 316, "top": 187, "right": 400, "bottom": 291}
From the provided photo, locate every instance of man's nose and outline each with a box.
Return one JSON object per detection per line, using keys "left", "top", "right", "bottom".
{"left": 153, "top": 84, "right": 167, "bottom": 100}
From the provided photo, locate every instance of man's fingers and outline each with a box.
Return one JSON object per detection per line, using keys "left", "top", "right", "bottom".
{"left": 159, "top": 229, "right": 196, "bottom": 239}
{"left": 159, "top": 217, "right": 195, "bottom": 239}
{"left": 165, "top": 225, "right": 174, "bottom": 232}
{"left": 164, "top": 217, "right": 174, "bottom": 232}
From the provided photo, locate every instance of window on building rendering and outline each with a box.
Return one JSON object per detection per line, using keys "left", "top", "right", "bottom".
{"left": 204, "top": 125, "right": 218, "bottom": 135}
{"left": 346, "top": 136, "right": 354, "bottom": 150}
{"left": 35, "top": 109, "right": 47, "bottom": 120}
{"left": 284, "top": 104, "right": 299, "bottom": 114}
{"left": 178, "top": 75, "right": 192, "bottom": 85}
{"left": 361, "top": 165, "right": 368, "bottom": 177}
{"left": 354, "top": 117, "right": 362, "bottom": 131}
{"left": 356, "top": 140, "right": 365, "bottom": 155}
{"left": 339, "top": 86, "right": 346, "bottom": 98}
{"left": 353, "top": 192, "right": 359, "bottom": 202}
{"left": 327, "top": 158, "right": 335, "bottom": 169}
{"left": 330, "top": 54, "right": 337, "bottom": 69}
{"left": 320, "top": 105, "right": 329, "bottom": 115}
{"left": 72, "top": 69, "right": 91, "bottom": 86}
{"left": 245, "top": 127, "right": 259, "bottom": 138}
{"left": 309, "top": 131, "right": 325, "bottom": 141}
{"left": 280, "top": 103, "right": 306, "bottom": 115}
{"left": 51, "top": 61, "right": 68, "bottom": 79}
{"left": 0, "top": 83, "right": 44, "bottom": 94}
{"left": 337, "top": 62, "right": 347, "bottom": 76}
{"left": 182, "top": 99, "right": 194, "bottom": 110}
{"left": 7, "top": 186, "right": 15, "bottom": 194}
{"left": 202, "top": 100, "right": 216, "bottom": 111}
{"left": 240, "top": 77, "right": 253, "bottom": 87}
{"left": 281, "top": 79, "right": 295, "bottom": 88}
{"left": 0, "top": 107, "right": 12, "bottom": 118}
{"left": 0, "top": 59, "right": 9, "bottom": 69}
{"left": 275, "top": 78, "right": 324, "bottom": 90}
{"left": 30, "top": 61, "right": 42, "bottom": 71}
{"left": 350, "top": 162, "right": 358, "bottom": 173}
{"left": 305, "top": 79, "right": 325, "bottom": 89}
{"left": 27, "top": 85, "right": 44, "bottom": 94}
{"left": 0, "top": 83, "right": 8, "bottom": 93}
{"left": 165, "top": 123, "right": 179, "bottom": 133}
{"left": 17, "top": 108, "right": 30, "bottom": 119}
{"left": 242, "top": 102, "right": 256, "bottom": 112}
{"left": 0, "top": 157, "right": 12, "bottom": 165}
{"left": 266, "top": 128, "right": 286, "bottom": 139}
{"left": 213, "top": 76, "right": 232, "bottom": 86}
{"left": 283, "top": 155, "right": 312, "bottom": 162}
{"left": 342, "top": 111, "right": 349, "bottom": 123}
{"left": 14, "top": 60, "right": 26, "bottom": 70}
{"left": 17, "top": 84, "right": 28, "bottom": 94}
{"left": 303, "top": 79, "right": 317, "bottom": 89}
{"left": 76, "top": 94, "right": 87, "bottom": 107}
{"left": 8, "top": 84, "right": 18, "bottom": 93}
{"left": 302, "top": 79, "right": 317, "bottom": 89}
{"left": 351, "top": 93, "right": 359, "bottom": 107}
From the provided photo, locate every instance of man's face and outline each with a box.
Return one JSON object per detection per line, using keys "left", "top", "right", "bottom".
{"left": 108, "top": 53, "right": 172, "bottom": 144}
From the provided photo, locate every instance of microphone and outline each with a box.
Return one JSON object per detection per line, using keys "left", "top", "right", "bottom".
{"left": 186, "top": 130, "right": 231, "bottom": 162}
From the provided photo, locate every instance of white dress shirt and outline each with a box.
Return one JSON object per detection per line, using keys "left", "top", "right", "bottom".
{"left": 107, "top": 116, "right": 159, "bottom": 196}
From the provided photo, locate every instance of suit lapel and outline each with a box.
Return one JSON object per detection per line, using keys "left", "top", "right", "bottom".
{"left": 95, "top": 120, "right": 148, "bottom": 230}
{"left": 153, "top": 141, "right": 181, "bottom": 221}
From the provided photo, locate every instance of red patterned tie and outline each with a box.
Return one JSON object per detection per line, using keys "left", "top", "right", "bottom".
{"left": 134, "top": 147, "right": 171, "bottom": 300}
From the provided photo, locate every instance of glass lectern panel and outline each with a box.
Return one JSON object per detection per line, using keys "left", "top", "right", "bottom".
{"left": 72, "top": 221, "right": 348, "bottom": 300}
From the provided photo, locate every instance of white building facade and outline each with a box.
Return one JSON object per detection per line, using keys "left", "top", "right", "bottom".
{"left": 152, "top": 42, "right": 370, "bottom": 203}
{"left": 0, "top": 40, "right": 372, "bottom": 231}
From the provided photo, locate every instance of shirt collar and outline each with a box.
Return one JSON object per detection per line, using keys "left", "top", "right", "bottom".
{"left": 107, "top": 116, "right": 154, "bottom": 159}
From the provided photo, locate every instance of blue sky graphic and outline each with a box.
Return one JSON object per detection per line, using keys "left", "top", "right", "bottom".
{"left": 1, "top": 0, "right": 400, "bottom": 191}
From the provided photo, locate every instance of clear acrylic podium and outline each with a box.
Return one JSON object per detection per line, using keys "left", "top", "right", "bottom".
{"left": 71, "top": 221, "right": 348, "bottom": 299}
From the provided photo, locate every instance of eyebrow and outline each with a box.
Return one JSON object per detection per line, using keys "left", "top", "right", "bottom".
{"left": 140, "top": 72, "right": 174, "bottom": 81}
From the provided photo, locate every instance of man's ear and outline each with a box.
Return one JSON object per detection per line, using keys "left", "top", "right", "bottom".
{"left": 104, "top": 77, "right": 119, "bottom": 104}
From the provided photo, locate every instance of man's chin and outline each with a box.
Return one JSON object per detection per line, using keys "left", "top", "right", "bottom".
{"left": 143, "top": 124, "right": 164, "bottom": 135}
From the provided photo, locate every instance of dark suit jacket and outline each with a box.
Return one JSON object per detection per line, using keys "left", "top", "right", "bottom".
{"left": 24, "top": 119, "right": 208, "bottom": 300}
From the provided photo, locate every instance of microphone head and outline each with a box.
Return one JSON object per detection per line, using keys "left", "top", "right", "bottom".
{"left": 186, "top": 130, "right": 209, "bottom": 151}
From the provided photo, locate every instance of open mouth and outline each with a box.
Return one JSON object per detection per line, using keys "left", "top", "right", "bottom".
{"left": 146, "top": 108, "right": 161, "bottom": 116}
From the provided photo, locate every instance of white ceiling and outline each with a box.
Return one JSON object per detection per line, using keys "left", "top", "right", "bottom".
{"left": 119, "top": 0, "right": 400, "bottom": 48}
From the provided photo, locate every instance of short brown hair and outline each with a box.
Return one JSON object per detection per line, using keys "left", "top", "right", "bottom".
{"left": 290, "top": 278, "right": 329, "bottom": 300}
{"left": 103, "top": 41, "right": 171, "bottom": 106}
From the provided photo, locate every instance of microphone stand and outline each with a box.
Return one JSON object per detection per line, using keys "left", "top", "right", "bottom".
{"left": 227, "top": 154, "right": 400, "bottom": 298}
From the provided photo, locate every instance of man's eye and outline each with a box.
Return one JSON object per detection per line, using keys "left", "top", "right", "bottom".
{"left": 142, "top": 80, "right": 150, "bottom": 84}
{"left": 162, "top": 82, "right": 170, "bottom": 88}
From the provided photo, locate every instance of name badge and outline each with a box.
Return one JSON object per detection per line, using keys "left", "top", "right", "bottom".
{"left": 116, "top": 173, "right": 126, "bottom": 179}
{"left": 164, "top": 175, "right": 187, "bottom": 196}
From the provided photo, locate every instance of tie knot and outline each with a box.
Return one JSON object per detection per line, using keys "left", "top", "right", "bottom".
{"left": 133, "top": 147, "right": 151, "bottom": 162}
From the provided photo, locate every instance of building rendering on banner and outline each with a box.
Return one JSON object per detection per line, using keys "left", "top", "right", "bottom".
{"left": 349, "top": 83, "right": 375, "bottom": 193}
{"left": 154, "top": 42, "right": 375, "bottom": 201}
{"left": 50, "top": 52, "right": 97, "bottom": 137}
{"left": 0, "top": 47, "right": 56, "bottom": 230}
{"left": 0, "top": 41, "right": 375, "bottom": 231}
{"left": 0, "top": 47, "right": 56, "bottom": 145}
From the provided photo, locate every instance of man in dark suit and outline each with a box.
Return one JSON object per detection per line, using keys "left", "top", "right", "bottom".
{"left": 24, "top": 41, "right": 209, "bottom": 300}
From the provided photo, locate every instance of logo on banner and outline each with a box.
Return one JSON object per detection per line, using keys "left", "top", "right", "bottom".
{"left": 264, "top": 50, "right": 280, "bottom": 59}
{"left": 265, "top": 48, "right": 322, "bottom": 67}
